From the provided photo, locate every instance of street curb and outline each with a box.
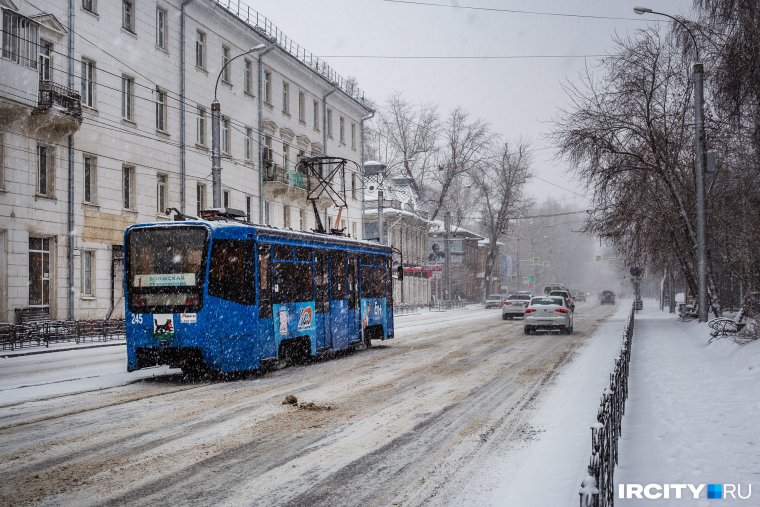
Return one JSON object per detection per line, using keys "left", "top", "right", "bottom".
{"left": 0, "top": 341, "right": 126, "bottom": 358}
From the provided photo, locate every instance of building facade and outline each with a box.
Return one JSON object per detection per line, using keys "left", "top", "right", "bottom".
{"left": 363, "top": 178, "right": 431, "bottom": 305}
{"left": 0, "top": 0, "right": 371, "bottom": 322}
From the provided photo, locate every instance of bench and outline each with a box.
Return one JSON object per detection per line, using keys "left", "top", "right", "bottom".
{"left": 15, "top": 307, "right": 51, "bottom": 325}
{"left": 708, "top": 292, "right": 760, "bottom": 341}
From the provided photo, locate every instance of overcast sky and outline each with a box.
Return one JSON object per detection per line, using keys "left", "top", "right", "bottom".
{"left": 252, "top": 0, "right": 696, "bottom": 209}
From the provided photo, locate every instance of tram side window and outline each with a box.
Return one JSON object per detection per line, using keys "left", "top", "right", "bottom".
{"left": 259, "top": 244, "right": 272, "bottom": 318}
{"left": 208, "top": 239, "right": 255, "bottom": 304}
{"left": 272, "top": 261, "right": 314, "bottom": 304}
{"left": 361, "top": 266, "right": 386, "bottom": 298}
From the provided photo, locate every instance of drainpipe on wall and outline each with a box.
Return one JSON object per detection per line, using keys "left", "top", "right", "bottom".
{"left": 359, "top": 110, "right": 374, "bottom": 240}
{"left": 257, "top": 42, "right": 275, "bottom": 223}
{"left": 179, "top": 0, "right": 196, "bottom": 215}
{"left": 67, "top": 0, "right": 75, "bottom": 320}
{"left": 322, "top": 84, "right": 337, "bottom": 154}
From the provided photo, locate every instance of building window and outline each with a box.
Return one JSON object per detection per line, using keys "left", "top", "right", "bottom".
{"left": 327, "top": 109, "right": 333, "bottom": 138}
{"left": 313, "top": 100, "right": 320, "bottom": 130}
{"left": 264, "top": 201, "right": 270, "bottom": 225}
{"left": 245, "top": 127, "right": 253, "bottom": 162}
{"left": 123, "top": 165, "right": 135, "bottom": 209}
{"left": 28, "top": 237, "right": 50, "bottom": 306}
{"left": 155, "top": 87, "right": 167, "bottom": 131}
{"left": 37, "top": 145, "right": 53, "bottom": 196}
{"left": 298, "top": 91, "right": 305, "bottom": 122}
{"left": 83, "top": 154, "right": 97, "bottom": 203}
{"left": 244, "top": 58, "right": 252, "bottom": 94}
{"left": 223, "top": 190, "right": 230, "bottom": 209}
{"left": 121, "top": 75, "right": 134, "bottom": 121}
{"left": 156, "top": 7, "right": 167, "bottom": 49}
{"left": 221, "top": 45, "right": 231, "bottom": 83}
{"left": 351, "top": 123, "right": 356, "bottom": 150}
{"left": 299, "top": 208, "right": 306, "bottom": 231}
{"left": 82, "top": 0, "right": 97, "bottom": 14}
{"left": 81, "top": 250, "right": 94, "bottom": 296}
{"left": 351, "top": 172, "right": 357, "bottom": 200}
{"left": 122, "top": 0, "right": 135, "bottom": 33}
{"left": 1, "top": 10, "right": 39, "bottom": 69}
{"left": 196, "top": 182, "right": 206, "bottom": 215}
{"left": 283, "top": 205, "right": 291, "bottom": 228}
{"left": 339, "top": 116, "right": 345, "bottom": 144}
{"left": 221, "top": 116, "right": 230, "bottom": 155}
{"left": 39, "top": 40, "right": 51, "bottom": 81}
{"left": 246, "top": 196, "right": 251, "bottom": 221}
{"left": 282, "top": 142, "right": 289, "bottom": 170}
{"left": 282, "top": 81, "right": 289, "bottom": 114}
{"left": 80, "top": 59, "right": 95, "bottom": 108}
{"left": 195, "top": 30, "right": 206, "bottom": 69}
{"left": 196, "top": 106, "right": 206, "bottom": 146}
{"left": 264, "top": 70, "right": 271, "bottom": 104}
{"left": 156, "top": 173, "right": 167, "bottom": 214}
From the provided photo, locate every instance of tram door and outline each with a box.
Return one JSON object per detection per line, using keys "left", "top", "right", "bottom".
{"left": 347, "top": 255, "right": 360, "bottom": 340}
{"left": 329, "top": 252, "right": 351, "bottom": 350}
{"left": 315, "top": 250, "right": 332, "bottom": 349}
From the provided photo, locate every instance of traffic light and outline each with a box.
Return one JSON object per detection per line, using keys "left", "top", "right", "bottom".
{"left": 397, "top": 265, "right": 404, "bottom": 281}
{"left": 528, "top": 275, "right": 534, "bottom": 284}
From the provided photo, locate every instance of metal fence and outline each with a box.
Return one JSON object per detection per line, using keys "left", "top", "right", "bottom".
{"left": 0, "top": 320, "right": 126, "bottom": 351}
{"left": 428, "top": 299, "right": 467, "bottom": 311}
{"left": 579, "top": 304, "right": 635, "bottom": 507}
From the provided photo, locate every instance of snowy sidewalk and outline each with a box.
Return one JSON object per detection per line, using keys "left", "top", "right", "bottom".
{"left": 617, "top": 301, "right": 760, "bottom": 505}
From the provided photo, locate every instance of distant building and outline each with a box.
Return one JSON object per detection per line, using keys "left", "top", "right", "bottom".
{"left": 0, "top": 1, "right": 371, "bottom": 322}
{"left": 427, "top": 221, "right": 484, "bottom": 301}
{"left": 363, "top": 174, "right": 430, "bottom": 304}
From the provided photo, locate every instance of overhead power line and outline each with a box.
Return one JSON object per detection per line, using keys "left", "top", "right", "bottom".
{"left": 319, "top": 54, "right": 607, "bottom": 60}
{"left": 379, "top": 0, "right": 663, "bottom": 22}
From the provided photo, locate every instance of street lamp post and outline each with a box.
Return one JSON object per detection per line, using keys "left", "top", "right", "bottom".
{"left": 634, "top": 7, "right": 709, "bottom": 322}
{"left": 211, "top": 44, "right": 266, "bottom": 208}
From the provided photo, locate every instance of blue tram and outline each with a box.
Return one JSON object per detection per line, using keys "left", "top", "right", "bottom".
{"left": 124, "top": 214, "right": 393, "bottom": 374}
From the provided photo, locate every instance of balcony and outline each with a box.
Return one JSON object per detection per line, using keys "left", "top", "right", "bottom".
{"left": 263, "top": 165, "right": 309, "bottom": 200}
{"left": 31, "top": 81, "right": 82, "bottom": 135}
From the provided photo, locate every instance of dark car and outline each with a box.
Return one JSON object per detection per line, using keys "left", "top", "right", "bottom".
{"left": 600, "top": 290, "right": 616, "bottom": 305}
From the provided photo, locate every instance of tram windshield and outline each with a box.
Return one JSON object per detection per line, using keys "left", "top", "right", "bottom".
{"left": 127, "top": 226, "right": 208, "bottom": 313}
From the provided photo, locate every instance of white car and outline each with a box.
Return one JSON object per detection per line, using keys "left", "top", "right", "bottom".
{"left": 501, "top": 293, "right": 532, "bottom": 319}
{"left": 524, "top": 296, "right": 574, "bottom": 334}
{"left": 484, "top": 294, "right": 503, "bottom": 309}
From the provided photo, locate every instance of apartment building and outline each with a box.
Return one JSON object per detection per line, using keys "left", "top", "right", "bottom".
{"left": 0, "top": 0, "right": 372, "bottom": 322}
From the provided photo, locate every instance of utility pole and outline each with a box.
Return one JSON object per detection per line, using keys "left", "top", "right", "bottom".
{"left": 444, "top": 210, "right": 452, "bottom": 301}
{"left": 693, "top": 62, "right": 708, "bottom": 322}
{"left": 211, "top": 100, "right": 222, "bottom": 207}
{"left": 377, "top": 187, "right": 384, "bottom": 244}
{"left": 634, "top": 7, "right": 709, "bottom": 321}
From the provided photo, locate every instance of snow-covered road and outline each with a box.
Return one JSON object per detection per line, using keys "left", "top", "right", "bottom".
{"left": 0, "top": 302, "right": 617, "bottom": 506}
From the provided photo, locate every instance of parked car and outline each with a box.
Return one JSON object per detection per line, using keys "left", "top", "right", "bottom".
{"left": 600, "top": 290, "right": 616, "bottom": 305}
{"left": 502, "top": 293, "right": 532, "bottom": 320}
{"left": 524, "top": 296, "right": 574, "bottom": 334}
{"left": 484, "top": 294, "right": 503, "bottom": 309}
{"left": 548, "top": 290, "right": 575, "bottom": 311}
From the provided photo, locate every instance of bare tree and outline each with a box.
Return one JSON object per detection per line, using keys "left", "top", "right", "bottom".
{"left": 429, "top": 108, "right": 493, "bottom": 222}
{"left": 370, "top": 94, "right": 439, "bottom": 198}
{"left": 472, "top": 140, "right": 533, "bottom": 297}
{"left": 552, "top": 28, "right": 725, "bottom": 316}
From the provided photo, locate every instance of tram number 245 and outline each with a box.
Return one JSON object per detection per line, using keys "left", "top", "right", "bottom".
{"left": 131, "top": 314, "right": 144, "bottom": 325}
